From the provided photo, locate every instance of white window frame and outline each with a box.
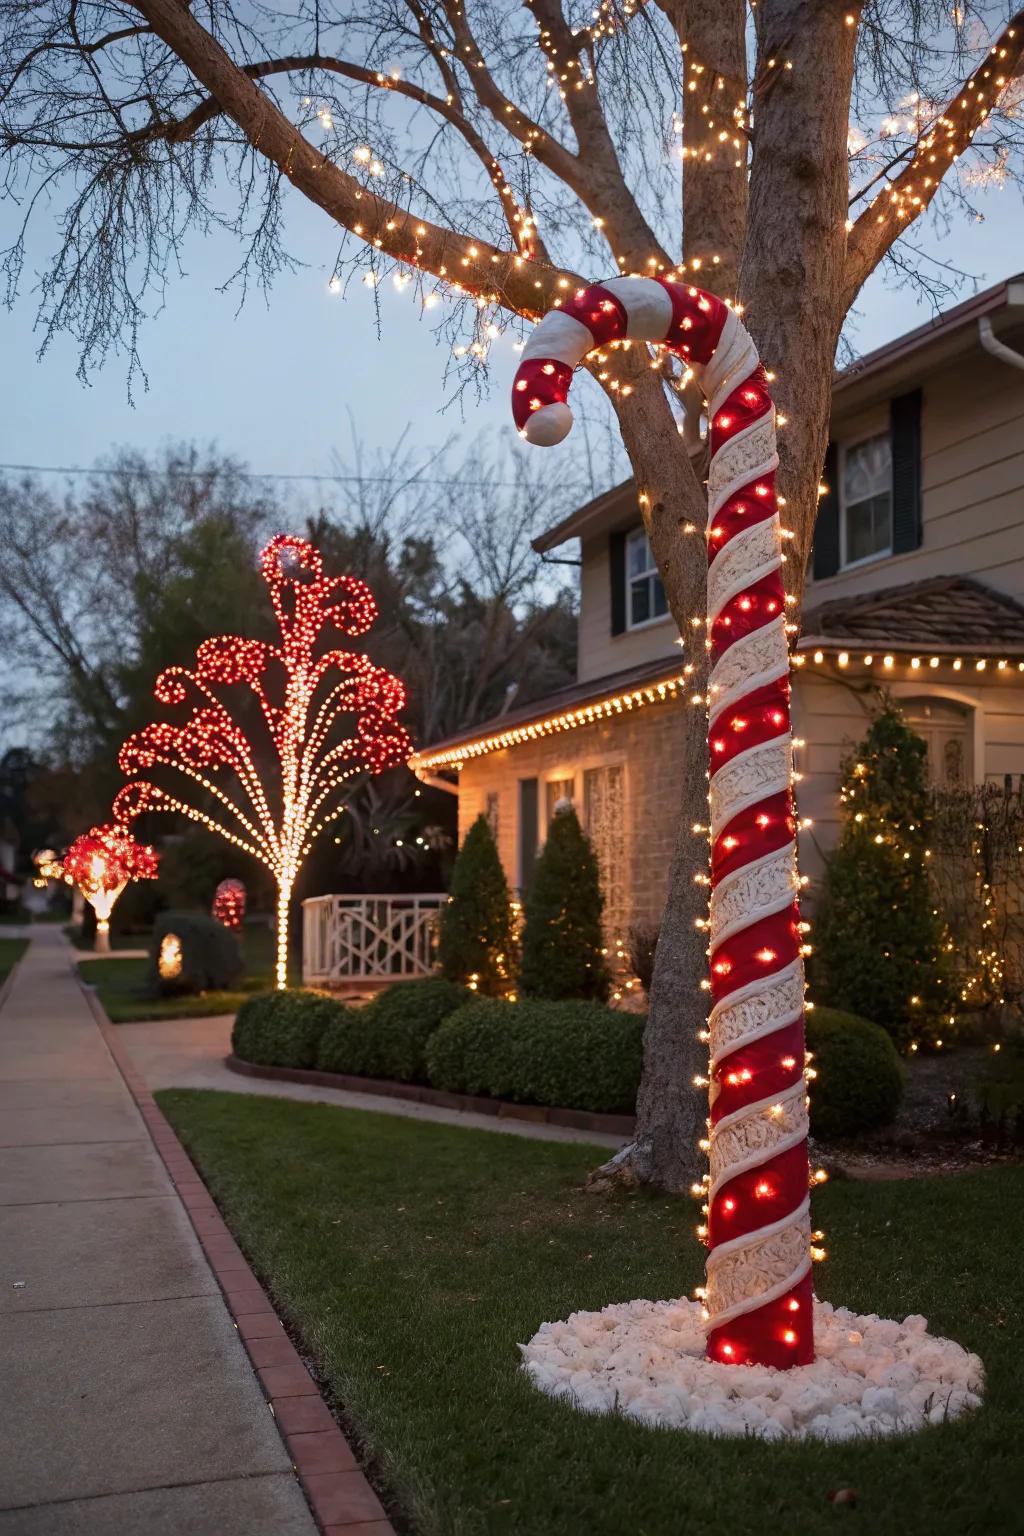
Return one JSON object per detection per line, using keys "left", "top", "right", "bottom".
{"left": 625, "top": 526, "right": 671, "bottom": 631}
{"left": 839, "top": 430, "right": 893, "bottom": 572}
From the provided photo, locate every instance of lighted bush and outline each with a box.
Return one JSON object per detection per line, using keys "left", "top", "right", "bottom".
{"left": 806, "top": 1006, "right": 904, "bottom": 1139}
{"left": 317, "top": 978, "right": 469, "bottom": 1082}
{"left": 437, "top": 816, "right": 516, "bottom": 995}
{"left": 231, "top": 990, "right": 345, "bottom": 1070}
{"left": 519, "top": 807, "right": 609, "bottom": 1001}
{"left": 426, "top": 998, "right": 643, "bottom": 1114}
{"left": 148, "top": 910, "right": 243, "bottom": 996}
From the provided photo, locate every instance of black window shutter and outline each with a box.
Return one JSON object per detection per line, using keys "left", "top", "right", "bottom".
{"left": 812, "top": 441, "right": 840, "bottom": 580}
{"left": 891, "top": 388, "right": 923, "bottom": 554}
{"left": 609, "top": 530, "right": 627, "bottom": 635}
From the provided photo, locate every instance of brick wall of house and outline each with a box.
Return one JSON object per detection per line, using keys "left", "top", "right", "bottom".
{"left": 455, "top": 696, "right": 689, "bottom": 937}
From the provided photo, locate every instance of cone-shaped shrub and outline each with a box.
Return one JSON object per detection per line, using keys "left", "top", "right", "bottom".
{"left": 811, "top": 700, "right": 955, "bottom": 1045}
{"left": 437, "top": 815, "right": 516, "bottom": 996}
{"left": 519, "top": 806, "right": 609, "bottom": 1000}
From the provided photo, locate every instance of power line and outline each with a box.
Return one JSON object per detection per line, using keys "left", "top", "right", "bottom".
{"left": 0, "top": 460, "right": 592, "bottom": 491}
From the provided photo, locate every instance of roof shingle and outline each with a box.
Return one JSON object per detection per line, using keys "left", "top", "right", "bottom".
{"left": 800, "top": 576, "right": 1024, "bottom": 654}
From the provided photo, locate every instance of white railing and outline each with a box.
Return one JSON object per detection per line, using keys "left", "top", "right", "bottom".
{"left": 301, "top": 893, "right": 447, "bottom": 986}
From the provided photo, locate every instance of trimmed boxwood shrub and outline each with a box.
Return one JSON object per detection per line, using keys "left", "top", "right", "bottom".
{"left": 519, "top": 807, "right": 609, "bottom": 1001}
{"left": 425, "top": 998, "right": 644, "bottom": 1114}
{"left": 232, "top": 990, "right": 346, "bottom": 1070}
{"left": 807, "top": 1006, "right": 904, "bottom": 1139}
{"left": 317, "top": 978, "right": 470, "bottom": 1082}
{"left": 148, "top": 910, "right": 243, "bottom": 996}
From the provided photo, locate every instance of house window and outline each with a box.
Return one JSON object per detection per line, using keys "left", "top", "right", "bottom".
{"left": 841, "top": 432, "right": 892, "bottom": 567}
{"left": 626, "top": 528, "right": 668, "bottom": 628}
{"left": 545, "top": 776, "right": 575, "bottom": 827}
{"left": 583, "top": 763, "right": 626, "bottom": 939}
{"left": 485, "top": 792, "right": 499, "bottom": 839}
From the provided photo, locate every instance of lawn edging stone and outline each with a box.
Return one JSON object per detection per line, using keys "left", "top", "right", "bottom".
{"left": 225, "top": 1052, "right": 638, "bottom": 1137}
{"left": 76, "top": 970, "right": 397, "bottom": 1536}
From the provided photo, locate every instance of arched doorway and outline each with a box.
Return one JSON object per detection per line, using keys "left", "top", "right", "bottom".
{"left": 901, "top": 697, "right": 974, "bottom": 787}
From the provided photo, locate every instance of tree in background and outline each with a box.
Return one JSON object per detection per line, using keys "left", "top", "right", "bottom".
{"left": 5, "top": 0, "right": 1024, "bottom": 1186}
{"left": 0, "top": 441, "right": 576, "bottom": 873}
{"left": 811, "top": 701, "right": 954, "bottom": 1047}
{"left": 520, "top": 806, "right": 609, "bottom": 1002}
{"left": 437, "top": 815, "right": 516, "bottom": 997}
{"left": 115, "top": 534, "right": 411, "bottom": 987}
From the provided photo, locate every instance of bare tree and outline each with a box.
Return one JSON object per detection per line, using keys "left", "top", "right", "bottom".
{"left": 3, "top": 0, "right": 1023, "bottom": 1188}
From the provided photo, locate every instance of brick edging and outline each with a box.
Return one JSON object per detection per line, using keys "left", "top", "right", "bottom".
{"left": 77, "top": 976, "right": 396, "bottom": 1536}
{"left": 225, "top": 1054, "right": 638, "bottom": 1138}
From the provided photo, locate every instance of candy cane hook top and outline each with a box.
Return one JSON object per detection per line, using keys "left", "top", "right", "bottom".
{"left": 513, "top": 275, "right": 814, "bottom": 1370}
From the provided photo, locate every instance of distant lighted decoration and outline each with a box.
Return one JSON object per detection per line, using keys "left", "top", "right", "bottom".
{"left": 114, "top": 535, "right": 411, "bottom": 990}
{"left": 212, "top": 878, "right": 246, "bottom": 931}
{"left": 514, "top": 277, "right": 814, "bottom": 1369}
{"left": 158, "top": 932, "right": 184, "bottom": 981}
{"left": 62, "top": 824, "right": 159, "bottom": 953}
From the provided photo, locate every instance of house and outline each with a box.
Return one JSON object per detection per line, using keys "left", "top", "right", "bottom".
{"left": 409, "top": 275, "right": 1024, "bottom": 939}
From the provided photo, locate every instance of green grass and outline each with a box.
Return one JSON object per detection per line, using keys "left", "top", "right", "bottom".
{"left": 158, "top": 1090, "right": 1024, "bottom": 1536}
{"left": 0, "top": 937, "right": 29, "bottom": 986}
{"left": 80, "top": 925, "right": 292, "bottom": 1022}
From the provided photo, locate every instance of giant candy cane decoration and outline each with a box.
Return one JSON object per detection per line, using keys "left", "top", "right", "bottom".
{"left": 513, "top": 277, "right": 814, "bottom": 1369}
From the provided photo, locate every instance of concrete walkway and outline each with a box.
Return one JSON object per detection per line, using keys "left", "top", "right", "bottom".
{"left": 0, "top": 929, "right": 318, "bottom": 1535}
{"left": 117, "top": 1013, "right": 624, "bottom": 1149}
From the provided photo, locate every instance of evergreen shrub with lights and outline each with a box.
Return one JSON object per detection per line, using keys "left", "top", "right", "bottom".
{"left": 147, "top": 910, "right": 243, "bottom": 996}
{"left": 811, "top": 702, "right": 956, "bottom": 1046}
{"left": 425, "top": 998, "right": 643, "bottom": 1115}
{"left": 437, "top": 815, "right": 516, "bottom": 996}
{"left": 519, "top": 806, "right": 609, "bottom": 1002}
{"left": 316, "top": 978, "right": 470, "bottom": 1083}
{"left": 805, "top": 1007, "right": 903, "bottom": 1139}
{"left": 232, "top": 990, "right": 344, "bottom": 1070}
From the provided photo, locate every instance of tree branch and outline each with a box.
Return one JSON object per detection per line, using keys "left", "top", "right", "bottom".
{"left": 843, "top": 9, "right": 1024, "bottom": 306}
{"left": 142, "top": 52, "right": 542, "bottom": 258}
{"left": 129, "top": 0, "right": 579, "bottom": 319}
{"left": 658, "top": 0, "right": 747, "bottom": 297}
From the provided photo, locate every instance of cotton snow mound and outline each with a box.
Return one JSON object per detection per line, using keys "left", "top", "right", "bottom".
{"left": 519, "top": 1298, "right": 983, "bottom": 1440}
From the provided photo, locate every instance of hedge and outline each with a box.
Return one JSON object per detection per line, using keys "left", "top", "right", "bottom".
{"left": 230, "top": 984, "right": 903, "bottom": 1138}
{"left": 317, "top": 979, "right": 470, "bottom": 1082}
{"left": 425, "top": 998, "right": 644, "bottom": 1115}
{"left": 148, "top": 910, "right": 243, "bottom": 996}
{"left": 232, "top": 990, "right": 344, "bottom": 1070}
{"left": 806, "top": 1006, "right": 904, "bottom": 1139}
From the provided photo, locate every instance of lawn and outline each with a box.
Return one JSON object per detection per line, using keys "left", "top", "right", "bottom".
{"left": 0, "top": 937, "right": 29, "bottom": 986}
{"left": 80, "top": 925, "right": 291, "bottom": 1022}
{"left": 159, "top": 1089, "right": 1024, "bottom": 1536}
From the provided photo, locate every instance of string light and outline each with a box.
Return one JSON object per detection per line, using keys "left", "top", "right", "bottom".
{"left": 114, "top": 535, "right": 410, "bottom": 988}
{"left": 410, "top": 671, "right": 688, "bottom": 772}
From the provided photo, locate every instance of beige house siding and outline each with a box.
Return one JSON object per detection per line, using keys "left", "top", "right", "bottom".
{"left": 578, "top": 529, "right": 687, "bottom": 684}
{"left": 792, "top": 664, "right": 1024, "bottom": 890}
{"left": 806, "top": 349, "right": 1024, "bottom": 608}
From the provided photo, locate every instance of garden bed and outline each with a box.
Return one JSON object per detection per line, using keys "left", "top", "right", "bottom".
{"left": 158, "top": 1088, "right": 1024, "bottom": 1536}
{"left": 225, "top": 1052, "right": 635, "bottom": 1136}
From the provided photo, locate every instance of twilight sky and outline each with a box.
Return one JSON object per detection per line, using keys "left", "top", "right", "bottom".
{"left": 1, "top": 178, "right": 1023, "bottom": 494}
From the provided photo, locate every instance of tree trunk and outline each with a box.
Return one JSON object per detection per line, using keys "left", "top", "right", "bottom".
{"left": 275, "top": 878, "right": 292, "bottom": 990}
{"left": 588, "top": 386, "right": 711, "bottom": 1195}
{"left": 94, "top": 918, "right": 111, "bottom": 955}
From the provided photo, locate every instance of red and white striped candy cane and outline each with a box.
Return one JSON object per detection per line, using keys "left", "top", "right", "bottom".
{"left": 513, "top": 277, "right": 813, "bottom": 1369}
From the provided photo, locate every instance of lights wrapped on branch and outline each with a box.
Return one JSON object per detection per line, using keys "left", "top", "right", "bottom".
{"left": 513, "top": 275, "right": 813, "bottom": 1368}
{"left": 63, "top": 824, "right": 159, "bottom": 953}
{"left": 115, "top": 534, "right": 411, "bottom": 989}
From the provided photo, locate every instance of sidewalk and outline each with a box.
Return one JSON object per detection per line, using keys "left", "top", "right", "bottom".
{"left": 0, "top": 929, "right": 318, "bottom": 1535}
